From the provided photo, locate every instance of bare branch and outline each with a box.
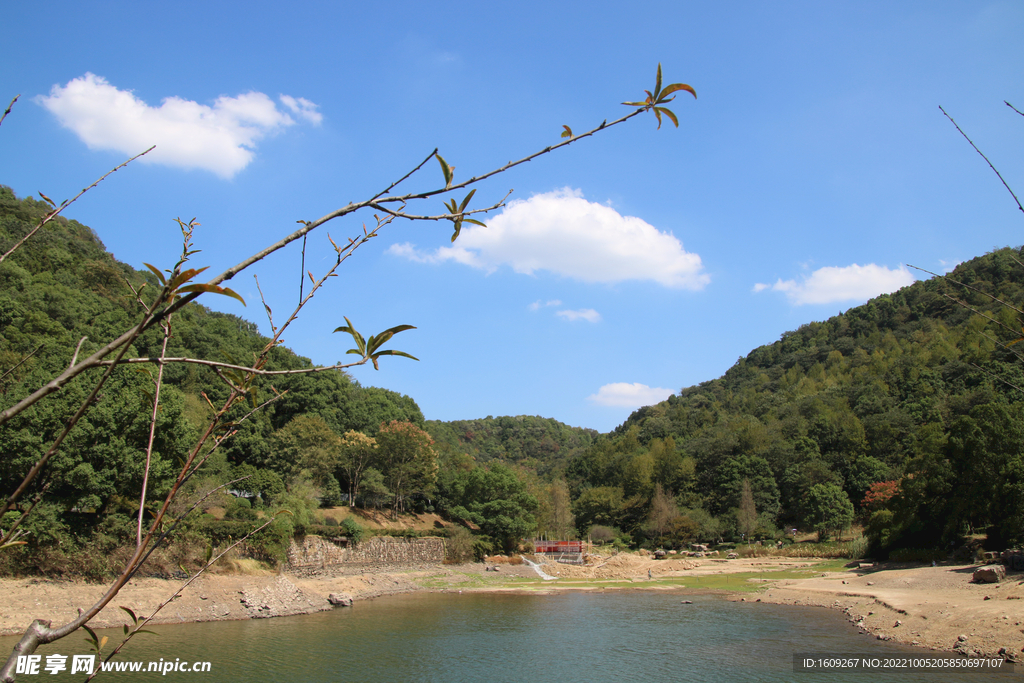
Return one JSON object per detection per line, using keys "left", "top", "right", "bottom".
{"left": 0, "top": 146, "right": 156, "bottom": 265}
{"left": 371, "top": 147, "right": 438, "bottom": 200}
{"left": 1006, "top": 101, "right": 1024, "bottom": 118}
{"left": 939, "top": 105, "right": 1024, "bottom": 217}
{"left": 205, "top": 108, "right": 647, "bottom": 288}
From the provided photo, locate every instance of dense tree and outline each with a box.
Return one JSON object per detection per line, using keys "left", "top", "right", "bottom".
{"left": 375, "top": 420, "right": 437, "bottom": 512}
{"left": 805, "top": 483, "right": 854, "bottom": 541}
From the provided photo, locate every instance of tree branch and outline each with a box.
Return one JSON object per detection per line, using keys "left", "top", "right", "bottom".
{"left": 939, "top": 105, "right": 1024, "bottom": 217}
{"left": 0, "top": 146, "right": 155, "bottom": 265}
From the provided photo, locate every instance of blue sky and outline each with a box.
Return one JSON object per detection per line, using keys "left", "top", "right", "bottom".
{"left": 2, "top": 2, "right": 1023, "bottom": 432}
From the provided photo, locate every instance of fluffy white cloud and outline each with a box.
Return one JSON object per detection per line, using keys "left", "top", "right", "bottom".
{"left": 556, "top": 308, "right": 601, "bottom": 323}
{"left": 37, "top": 73, "right": 321, "bottom": 178}
{"left": 754, "top": 263, "right": 915, "bottom": 305}
{"left": 387, "top": 188, "right": 709, "bottom": 289}
{"left": 587, "top": 382, "right": 674, "bottom": 408}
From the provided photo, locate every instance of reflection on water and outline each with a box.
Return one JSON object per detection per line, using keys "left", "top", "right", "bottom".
{"left": 1, "top": 591, "right": 1016, "bottom": 682}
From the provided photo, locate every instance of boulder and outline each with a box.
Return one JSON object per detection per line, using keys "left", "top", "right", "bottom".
{"left": 973, "top": 565, "right": 1006, "bottom": 584}
{"left": 328, "top": 593, "right": 353, "bottom": 607}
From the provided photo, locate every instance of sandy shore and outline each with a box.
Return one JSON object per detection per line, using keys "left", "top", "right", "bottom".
{"left": 754, "top": 561, "right": 1024, "bottom": 660}
{"left": 1, "top": 557, "right": 1021, "bottom": 661}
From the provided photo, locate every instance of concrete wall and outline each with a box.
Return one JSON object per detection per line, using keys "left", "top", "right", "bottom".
{"left": 287, "top": 535, "right": 445, "bottom": 576}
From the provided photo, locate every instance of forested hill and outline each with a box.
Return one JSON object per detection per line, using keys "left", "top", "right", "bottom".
{"left": 426, "top": 416, "right": 599, "bottom": 476}
{"left": 566, "top": 247, "right": 1024, "bottom": 551}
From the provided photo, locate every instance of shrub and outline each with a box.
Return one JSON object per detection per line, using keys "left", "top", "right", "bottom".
{"left": 444, "top": 527, "right": 475, "bottom": 564}
{"left": 340, "top": 516, "right": 365, "bottom": 545}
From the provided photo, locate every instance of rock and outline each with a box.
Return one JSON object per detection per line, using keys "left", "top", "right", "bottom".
{"left": 680, "top": 600, "right": 693, "bottom": 604}
{"left": 958, "top": 634, "right": 969, "bottom": 642}
{"left": 894, "top": 620, "right": 901, "bottom": 627}
{"left": 973, "top": 565, "right": 1006, "bottom": 583}
{"left": 866, "top": 581, "right": 874, "bottom": 586}
{"left": 328, "top": 593, "right": 353, "bottom": 607}
{"left": 984, "top": 595, "right": 991, "bottom": 600}
{"left": 727, "top": 552, "right": 739, "bottom": 559}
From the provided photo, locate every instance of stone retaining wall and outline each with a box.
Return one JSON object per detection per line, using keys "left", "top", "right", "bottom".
{"left": 287, "top": 535, "right": 445, "bottom": 576}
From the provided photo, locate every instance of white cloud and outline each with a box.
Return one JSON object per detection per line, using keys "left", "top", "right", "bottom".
{"left": 587, "top": 382, "right": 674, "bottom": 408}
{"left": 38, "top": 73, "right": 321, "bottom": 178}
{"left": 556, "top": 308, "right": 601, "bottom": 323}
{"left": 387, "top": 188, "right": 709, "bottom": 289}
{"left": 279, "top": 95, "right": 323, "bottom": 124}
{"left": 754, "top": 263, "right": 915, "bottom": 305}
{"left": 528, "top": 299, "right": 562, "bottom": 311}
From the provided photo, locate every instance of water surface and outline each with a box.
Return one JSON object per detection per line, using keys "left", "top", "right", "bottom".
{"left": 3, "top": 591, "right": 1016, "bottom": 681}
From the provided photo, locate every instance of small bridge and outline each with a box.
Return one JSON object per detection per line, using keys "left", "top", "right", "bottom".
{"left": 533, "top": 540, "right": 584, "bottom": 565}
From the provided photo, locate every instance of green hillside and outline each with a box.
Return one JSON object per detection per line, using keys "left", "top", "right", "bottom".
{"left": 566, "top": 248, "right": 1024, "bottom": 552}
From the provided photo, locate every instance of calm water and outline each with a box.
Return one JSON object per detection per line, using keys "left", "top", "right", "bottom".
{"left": 3, "top": 591, "right": 1017, "bottom": 681}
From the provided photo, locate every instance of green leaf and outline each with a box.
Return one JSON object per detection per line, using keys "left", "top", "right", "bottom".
{"left": 142, "top": 263, "right": 167, "bottom": 285}
{"left": 656, "top": 107, "right": 679, "bottom": 128}
{"left": 451, "top": 220, "right": 462, "bottom": 243}
{"left": 374, "top": 349, "right": 419, "bottom": 361}
{"left": 655, "top": 62, "right": 663, "bottom": 99}
{"left": 333, "top": 316, "right": 367, "bottom": 355}
{"left": 660, "top": 82, "right": 697, "bottom": 100}
{"left": 38, "top": 192, "right": 56, "bottom": 207}
{"left": 178, "top": 283, "right": 247, "bottom": 306}
{"left": 464, "top": 218, "right": 487, "bottom": 227}
{"left": 458, "top": 188, "right": 477, "bottom": 213}
{"left": 653, "top": 108, "right": 663, "bottom": 129}
{"left": 561, "top": 125, "right": 573, "bottom": 139}
{"left": 168, "top": 266, "right": 210, "bottom": 290}
{"left": 436, "top": 153, "right": 453, "bottom": 188}
{"left": 622, "top": 100, "right": 648, "bottom": 107}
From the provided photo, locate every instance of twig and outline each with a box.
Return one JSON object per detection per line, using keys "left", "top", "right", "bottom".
{"left": 1006, "top": 101, "right": 1024, "bottom": 118}
{"left": 253, "top": 274, "right": 277, "bottom": 335}
{"left": 939, "top": 105, "right": 1024, "bottom": 216}
{"left": 298, "top": 233, "right": 307, "bottom": 305}
{"left": 86, "top": 512, "right": 280, "bottom": 682}
{"left": 137, "top": 317, "right": 171, "bottom": 547}
{"left": 69, "top": 337, "right": 88, "bottom": 370}
{"left": 0, "top": 146, "right": 155, "bottom": 265}
{"left": 907, "top": 264, "right": 1024, "bottom": 319}
{"left": 0, "top": 344, "right": 43, "bottom": 387}
{"left": 371, "top": 148, "right": 438, "bottom": 201}
{"left": 968, "top": 361, "right": 1024, "bottom": 394}
{"left": 0, "top": 95, "right": 18, "bottom": 129}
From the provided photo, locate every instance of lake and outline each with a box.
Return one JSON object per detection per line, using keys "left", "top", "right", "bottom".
{"left": 2, "top": 591, "right": 1017, "bottom": 681}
